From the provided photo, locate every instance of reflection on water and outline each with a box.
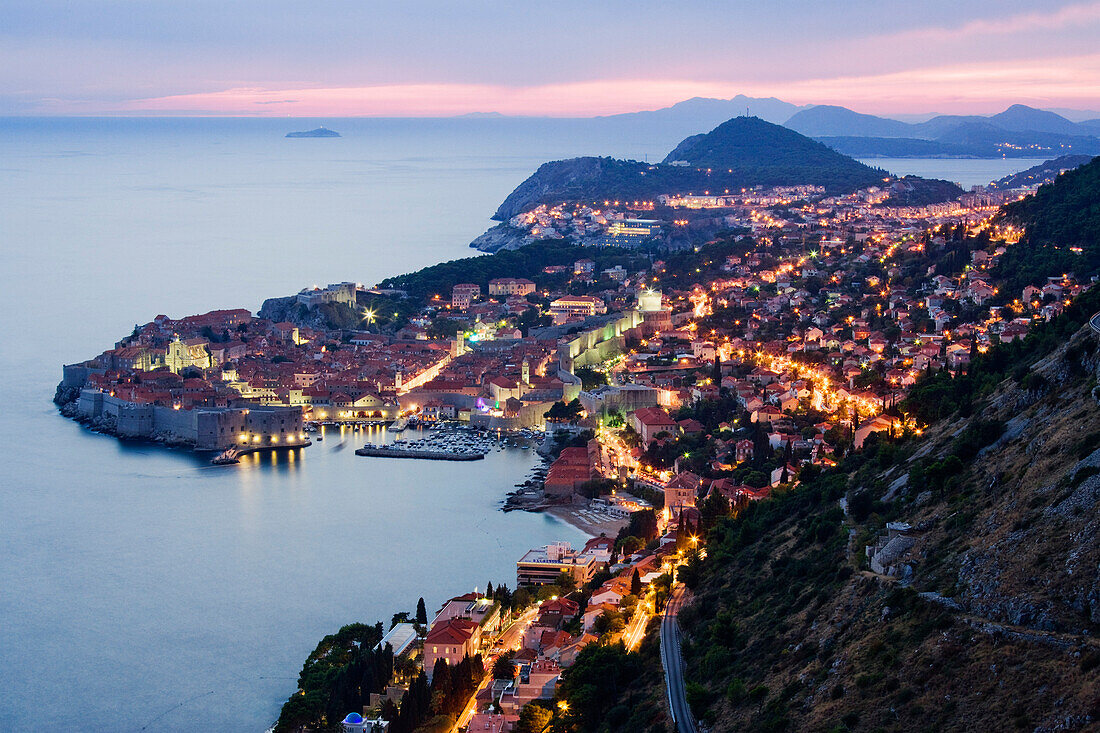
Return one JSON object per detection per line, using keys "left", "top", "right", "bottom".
{"left": 2, "top": 396, "right": 584, "bottom": 732}
{"left": 233, "top": 446, "right": 307, "bottom": 472}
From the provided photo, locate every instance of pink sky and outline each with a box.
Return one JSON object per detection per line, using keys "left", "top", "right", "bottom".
{"left": 119, "top": 55, "right": 1100, "bottom": 117}
{"left": 6, "top": 1, "right": 1100, "bottom": 117}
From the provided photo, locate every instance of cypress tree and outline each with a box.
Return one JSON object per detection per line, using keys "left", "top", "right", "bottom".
{"left": 630, "top": 569, "right": 642, "bottom": 596}
{"left": 415, "top": 597, "right": 427, "bottom": 626}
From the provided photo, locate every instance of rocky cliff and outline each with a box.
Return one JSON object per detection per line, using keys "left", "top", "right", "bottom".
{"left": 258, "top": 295, "right": 363, "bottom": 331}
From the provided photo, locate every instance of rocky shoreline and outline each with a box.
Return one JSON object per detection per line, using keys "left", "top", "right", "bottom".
{"left": 468, "top": 222, "right": 539, "bottom": 253}
{"left": 52, "top": 382, "right": 205, "bottom": 450}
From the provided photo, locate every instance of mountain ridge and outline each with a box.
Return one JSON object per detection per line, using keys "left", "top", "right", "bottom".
{"left": 597, "top": 95, "right": 809, "bottom": 126}
{"left": 786, "top": 103, "right": 1100, "bottom": 158}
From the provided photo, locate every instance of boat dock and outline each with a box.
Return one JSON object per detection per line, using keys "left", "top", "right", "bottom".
{"left": 354, "top": 446, "right": 485, "bottom": 461}
{"left": 209, "top": 441, "right": 312, "bottom": 464}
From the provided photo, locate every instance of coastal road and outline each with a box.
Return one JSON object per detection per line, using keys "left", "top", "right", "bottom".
{"left": 622, "top": 604, "right": 650, "bottom": 651}
{"left": 1090, "top": 311, "right": 1100, "bottom": 335}
{"left": 660, "top": 583, "right": 698, "bottom": 733}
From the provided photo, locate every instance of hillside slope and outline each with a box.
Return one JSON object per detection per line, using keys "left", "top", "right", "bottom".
{"left": 995, "top": 154, "right": 1100, "bottom": 292}
{"left": 671, "top": 291, "right": 1100, "bottom": 732}
{"left": 988, "top": 155, "right": 1094, "bottom": 190}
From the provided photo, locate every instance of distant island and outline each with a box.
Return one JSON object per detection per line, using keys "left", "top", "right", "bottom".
{"left": 285, "top": 127, "right": 341, "bottom": 138}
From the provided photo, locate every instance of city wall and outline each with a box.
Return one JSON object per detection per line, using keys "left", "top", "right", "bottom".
{"left": 76, "top": 389, "right": 303, "bottom": 450}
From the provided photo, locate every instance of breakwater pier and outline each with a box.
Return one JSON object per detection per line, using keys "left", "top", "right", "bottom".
{"left": 355, "top": 445, "right": 485, "bottom": 461}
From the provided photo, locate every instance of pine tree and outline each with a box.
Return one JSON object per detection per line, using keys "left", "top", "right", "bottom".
{"left": 415, "top": 597, "right": 427, "bottom": 626}
{"left": 486, "top": 581, "right": 494, "bottom": 598}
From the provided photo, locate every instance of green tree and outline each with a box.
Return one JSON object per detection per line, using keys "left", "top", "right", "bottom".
{"left": 545, "top": 399, "right": 584, "bottom": 423}
{"left": 575, "top": 366, "right": 609, "bottom": 391}
{"left": 492, "top": 653, "right": 517, "bottom": 680}
{"left": 618, "top": 535, "right": 643, "bottom": 556}
{"left": 556, "top": 643, "right": 642, "bottom": 729}
{"left": 630, "top": 569, "right": 642, "bottom": 597}
{"left": 513, "top": 702, "right": 553, "bottom": 733}
{"left": 592, "top": 610, "right": 626, "bottom": 636}
{"left": 416, "top": 597, "right": 428, "bottom": 626}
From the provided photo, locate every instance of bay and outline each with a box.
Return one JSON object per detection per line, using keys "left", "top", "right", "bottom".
{"left": 856, "top": 156, "right": 1050, "bottom": 189}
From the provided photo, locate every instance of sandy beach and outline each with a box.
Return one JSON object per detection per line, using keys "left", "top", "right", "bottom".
{"left": 546, "top": 505, "right": 629, "bottom": 539}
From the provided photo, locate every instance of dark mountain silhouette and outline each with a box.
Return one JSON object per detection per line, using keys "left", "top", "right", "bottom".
{"left": 784, "top": 104, "right": 914, "bottom": 138}
{"left": 785, "top": 104, "right": 1100, "bottom": 158}
{"left": 599, "top": 95, "right": 809, "bottom": 126}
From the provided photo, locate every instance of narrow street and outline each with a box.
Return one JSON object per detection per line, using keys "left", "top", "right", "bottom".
{"left": 452, "top": 605, "right": 538, "bottom": 732}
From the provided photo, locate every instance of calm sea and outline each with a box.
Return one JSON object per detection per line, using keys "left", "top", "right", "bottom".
{"left": 0, "top": 116, "right": 1048, "bottom": 731}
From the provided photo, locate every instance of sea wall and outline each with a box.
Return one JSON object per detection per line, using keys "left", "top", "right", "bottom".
{"left": 75, "top": 389, "right": 304, "bottom": 450}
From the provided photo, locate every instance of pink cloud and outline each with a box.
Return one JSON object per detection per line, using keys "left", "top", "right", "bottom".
{"left": 878, "top": 1, "right": 1100, "bottom": 44}
{"left": 112, "top": 54, "right": 1100, "bottom": 117}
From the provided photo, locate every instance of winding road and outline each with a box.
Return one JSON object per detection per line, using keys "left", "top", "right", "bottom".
{"left": 660, "top": 583, "right": 698, "bottom": 733}
{"left": 1089, "top": 311, "right": 1100, "bottom": 335}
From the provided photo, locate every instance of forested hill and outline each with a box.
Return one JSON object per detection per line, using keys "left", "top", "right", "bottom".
{"left": 492, "top": 117, "right": 887, "bottom": 220}
{"left": 988, "top": 154, "right": 1093, "bottom": 191}
{"left": 994, "top": 154, "right": 1100, "bottom": 292}
{"left": 663, "top": 285, "right": 1100, "bottom": 732}
{"left": 660, "top": 116, "right": 871, "bottom": 174}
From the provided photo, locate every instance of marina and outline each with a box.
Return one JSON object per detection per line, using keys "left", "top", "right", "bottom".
{"left": 355, "top": 425, "right": 545, "bottom": 461}
{"left": 355, "top": 445, "right": 485, "bottom": 461}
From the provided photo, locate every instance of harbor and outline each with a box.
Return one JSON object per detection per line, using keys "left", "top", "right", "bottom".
{"left": 354, "top": 425, "right": 543, "bottom": 461}
{"left": 355, "top": 445, "right": 485, "bottom": 461}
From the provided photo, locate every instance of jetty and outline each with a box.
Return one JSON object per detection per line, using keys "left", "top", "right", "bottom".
{"left": 355, "top": 445, "right": 485, "bottom": 461}
{"left": 210, "top": 441, "right": 312, "bottom": 464}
